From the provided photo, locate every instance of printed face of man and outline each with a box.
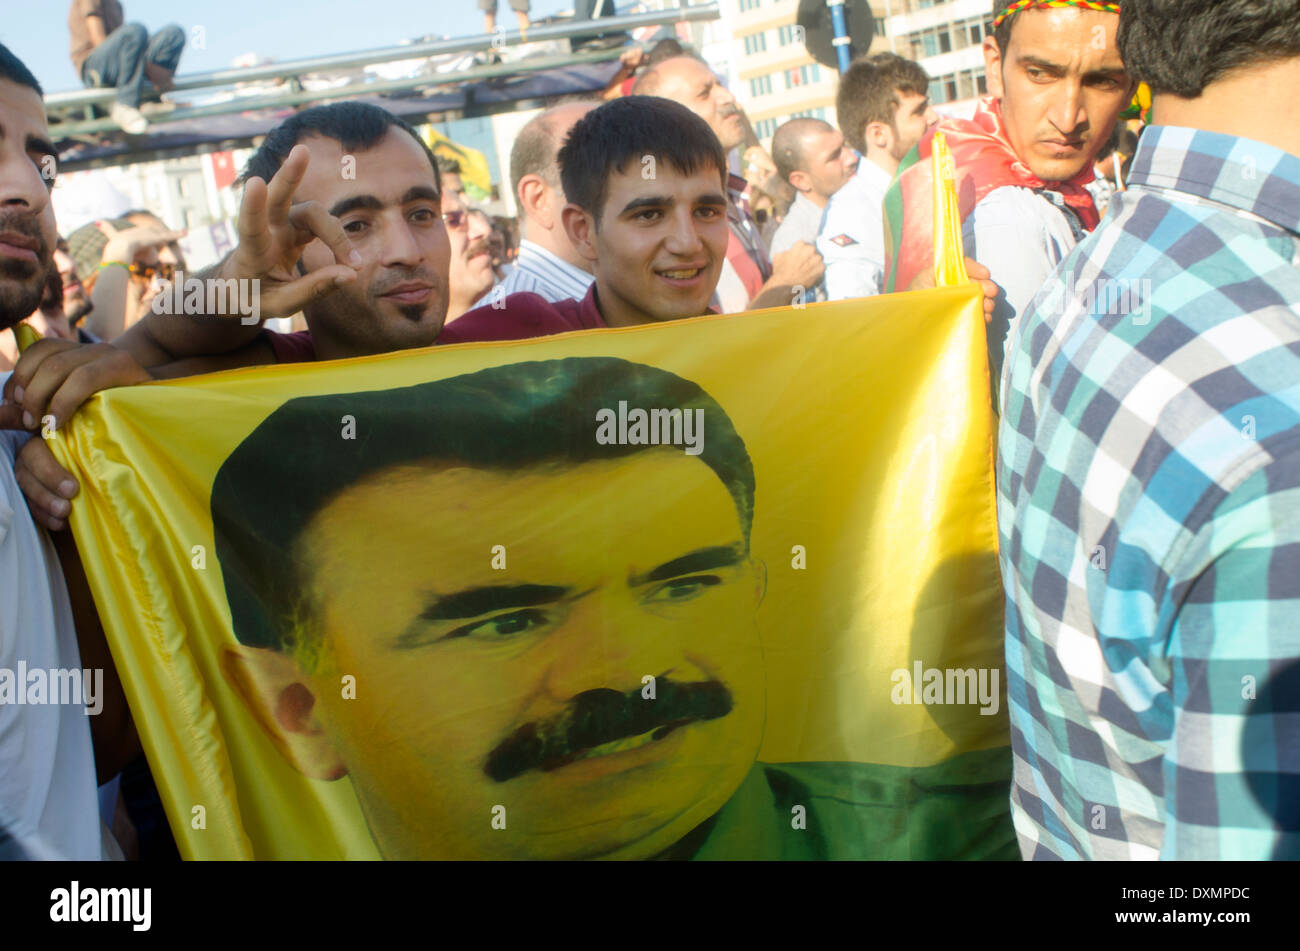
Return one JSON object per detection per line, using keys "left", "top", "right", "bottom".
{"left": 287, "top": 449, "right": 766, "bottom": 859}
{"left": 0, "top": 78, "right": 58, "bottom": 330}
{"left": 985, "top": 8, "right": 1132, "bottom": 183}
{"left": 296, "top": 128, "right": 450, "bottom": 355}
{"left": 565, "top": 161, "right": 730, "bottom": 327}
{"left": 649, "top": 57, "right": 747, "bottom": 152}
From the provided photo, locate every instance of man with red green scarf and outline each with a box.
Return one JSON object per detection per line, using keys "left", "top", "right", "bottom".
{"left": 883, "top": 1, "right": 1135, "bottom": 393}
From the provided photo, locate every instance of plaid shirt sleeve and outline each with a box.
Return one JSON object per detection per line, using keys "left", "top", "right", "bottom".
{"left": 1163, "top": 454, "right": 1300, "bottom": 858}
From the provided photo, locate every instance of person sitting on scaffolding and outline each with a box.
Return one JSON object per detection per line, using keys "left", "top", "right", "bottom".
{"left": 67, "top": 0, "right": 185, "bottom": 135}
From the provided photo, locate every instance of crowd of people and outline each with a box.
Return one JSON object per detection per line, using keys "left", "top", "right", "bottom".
{"left": 1, "top": 0, "right": 1298, "bottom": 861}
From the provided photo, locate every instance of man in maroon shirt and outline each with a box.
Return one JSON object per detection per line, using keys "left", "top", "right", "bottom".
{"left": 442, "top": 96, "right": 732, "bottom": 343}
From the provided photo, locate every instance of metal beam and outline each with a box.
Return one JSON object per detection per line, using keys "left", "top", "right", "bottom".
{"left": 53, "top": 47, "right": 630, "bottom": 138}
{"left": 46, "top": 4, "right": 718, "bottom": 112}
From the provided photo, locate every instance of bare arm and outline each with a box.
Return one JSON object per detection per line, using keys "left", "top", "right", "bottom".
{"left": 86, "top": 14, "right": 108, "bottom": 49}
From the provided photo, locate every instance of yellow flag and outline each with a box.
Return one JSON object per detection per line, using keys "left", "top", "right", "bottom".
{"left": 52, "top": 172, "right": 1012, "bottom": 859}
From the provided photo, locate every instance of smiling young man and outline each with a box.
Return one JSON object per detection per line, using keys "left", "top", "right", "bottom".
{"left": 885, "top": 1, "right": 1134, "bottom": 390}
{"left": 439, "top": 95, "right": 732, "bottom": 343}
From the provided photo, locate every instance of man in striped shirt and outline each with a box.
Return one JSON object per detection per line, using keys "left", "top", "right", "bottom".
{"left": 998, "top": 0, "right": 1300, "bottom": 859}
{"left": 497, "top": 101, "right": 598, "bottom": 304}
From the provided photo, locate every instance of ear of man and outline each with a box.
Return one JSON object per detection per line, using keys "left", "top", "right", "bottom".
{"left": 787, "top": 169, "right": 812, "bottom": 196}
{"left": 517, "top": 174, "right": 554, "bottom": 231}
{"left": 220, "top": 644, "right": 347, "bottom": 781}
{"left": 560, "top": 203, "right": 599, "bottom": 264}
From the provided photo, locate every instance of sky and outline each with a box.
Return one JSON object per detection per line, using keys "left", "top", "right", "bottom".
{"left": 5, "top": 0, "right": 579, "bottom": 95}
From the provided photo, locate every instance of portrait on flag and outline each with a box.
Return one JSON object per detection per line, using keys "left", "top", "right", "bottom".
{"left": 52, "top": 281, "right": 1016, "bottom": 860}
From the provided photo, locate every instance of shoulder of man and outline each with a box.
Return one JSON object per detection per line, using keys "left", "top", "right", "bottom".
{"left": 439, "top": 292, "right": 589, "bottom": 345}
{"left": 817, "top": 177, "right": 874, "bottom": 251}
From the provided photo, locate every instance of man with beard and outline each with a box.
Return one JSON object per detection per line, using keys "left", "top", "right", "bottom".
{"left": 884, "top": 1, "right": 1135, "bottom": 391}
{"left": 631, "top": 55, "right": 825, "bottom": 313}
{"left": 0, "top": 42, "right": 105, "bottom": 860}
{"left": 818, "top": 54, "right": 936, "bottom": 301}
{"left": 437, "top": 159, "right": 496, "bottom": 323}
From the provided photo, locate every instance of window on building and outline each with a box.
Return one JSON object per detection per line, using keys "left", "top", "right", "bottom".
{"left": 939, "top": 28, "right": 952, "bottom": 53}
{"left": 778, "top": 24, "right": 799, "bottom": 46}
{"left": 749, "top": 74, "right": 772, "bottom": 97}
{"left": 739, "top": 0, "right": 762, "bottom": 11}
{"left": 958, "top": 71, "right": 974, "bottom": 100}
{"left": 743, "top": 32, "right": 768, "bottom": 55}
{"left": 977, "top": 72, "right": 988, "bottom": 94}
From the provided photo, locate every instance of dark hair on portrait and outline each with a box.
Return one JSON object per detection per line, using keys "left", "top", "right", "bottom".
{"left": 771, "top": 117, "right": 835, "bottom": 185}
{"left": 238, "top": 101, "right": 440, "bottom": 197}
{"left": 836, "top": 53, "right": 930, "bottom": 155}
{"left": 0, "top": 43, "right": 42, "bottom": 97}
{"left": 212, "top": 356, "right": 756, "bottom": 657}
{"left": 557, "top": 96, "right": 727, "bottom": 227}
{"left": 1118, "top": 0, "right": 1300, "bottom": 98}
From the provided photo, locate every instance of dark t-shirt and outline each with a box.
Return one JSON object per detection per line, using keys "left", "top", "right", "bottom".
{"left": 69, "top": 0, "right": 125, "bottom": 75}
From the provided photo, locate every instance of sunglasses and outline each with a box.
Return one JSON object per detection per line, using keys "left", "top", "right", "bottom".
{"left": 130, "top": 261, "right": 176, "bottom": 281}
{"left": 443, "top": 209, "right": 468, "bottom": 229}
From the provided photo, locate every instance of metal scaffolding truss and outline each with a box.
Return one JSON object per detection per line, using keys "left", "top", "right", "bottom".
{"left": 51, "top": 4, "right": 719, "bottom": 171}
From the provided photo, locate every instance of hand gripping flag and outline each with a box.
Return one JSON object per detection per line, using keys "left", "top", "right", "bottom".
{"left": 44, "top": 168, "right": 1018, "bottom": 860}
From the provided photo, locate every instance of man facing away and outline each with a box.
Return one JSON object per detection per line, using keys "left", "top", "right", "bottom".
{"left": 768, "top": 117, "right": 858, "bottom": 259}
{"left": 818, "top": 53, "right": 936, "bottom": 302}
{"left": 884, "top": 1, "right": 1134, "bottom": 391}
{"left": 998, "top": 0, "right": 1300, "bottom": 859}
{"left": 496, "top": 100, "right": 599, "bottom": 303}
{"left": 68, "top": 1, "right": 185, "bottom": 135}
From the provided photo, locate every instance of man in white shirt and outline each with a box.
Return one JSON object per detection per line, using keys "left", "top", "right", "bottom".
{"left": 768, "top": 117, "right": 857, "bottom": 258}
{"left": 818, "top": 53, "right": 936, "bottom": 301}
{"left": 0, "top": 43, "right": 104, "bottom": 860}
{"left": 497, "top": 100, "right": 598, "bottom": 303}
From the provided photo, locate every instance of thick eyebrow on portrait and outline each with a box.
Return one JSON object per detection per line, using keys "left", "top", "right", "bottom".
{"left": 627, "top": 543, "right": 745, "bottom": 588}
{"left": 912, "top": 98, "right": 931, "bottom": 117}
{"left": 394, "top": 583, "right": 573, "bottom": 646}
{"left": 1017, "top": 55, "right": 1066, "bottom": 76}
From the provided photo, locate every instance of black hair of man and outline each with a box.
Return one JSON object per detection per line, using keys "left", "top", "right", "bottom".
{"left": 435, "top": 155, "right": 461, "bottom": 177}
{"left": 771, "top": 117, "right": 836, "bottom": 186}
{"left": 238, "top": 101, "right": 440, "bottom": 198}
{"left": 211, "top": 356, "right": 756, "bottom": 655}
{"left": 836, "top": 53, "right": 930, "bottom": 156}
{"left": 0, "top": 42, "right": 42, "bottom": 97}
{"left": 557, "top": 96, "right": 727, "bottom": 229}
{"left": 1118, "top": 0, "right": 1300, "bottom": 98}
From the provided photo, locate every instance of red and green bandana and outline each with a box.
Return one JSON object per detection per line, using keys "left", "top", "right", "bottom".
{"left": 992, "top": 0, "right": 1119, "bottom": 28}
{"left": 882, "top": 95, "right": 1102, "bottom": 294}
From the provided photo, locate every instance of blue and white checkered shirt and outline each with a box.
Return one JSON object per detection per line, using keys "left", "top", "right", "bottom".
{"left": 997, "top": 125, "right": 1300, "bottom": 860}
{"left": 498, "top": 239, "right": 594, "bottom": 304}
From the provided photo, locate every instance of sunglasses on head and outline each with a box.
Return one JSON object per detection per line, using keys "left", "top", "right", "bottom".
{"left": 130, "top": 262, "right": 176, "bottom": 281}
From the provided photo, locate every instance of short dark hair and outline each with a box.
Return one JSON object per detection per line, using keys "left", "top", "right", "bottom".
{"left": 645, "top": 37, "right": 687, "bottom": 66}
{"left": 0, "top": 43, "right": 42, "bottom": 98}
{"left": 1118, "top": 0, "right": 1300, "bottom": 98}
{"left": 435, "top": 155, "right": 461, "bottom": 177}
{"left": 557, "top": 96, "right": 727, "bottom": 227}
{"left": 212, "top": 357, "right": 756, "bottom": 657}
{"left": 238, "top": 101, "right": 440, "bottom": 196}
{"left": 771, "top": 118, "right": 835, "bottom": 184}
{"left": 836, "top": 53, "right": 930, "bottom": 155}
{"left": 992, "top": 1, "right": 1018, "bottom": 58}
